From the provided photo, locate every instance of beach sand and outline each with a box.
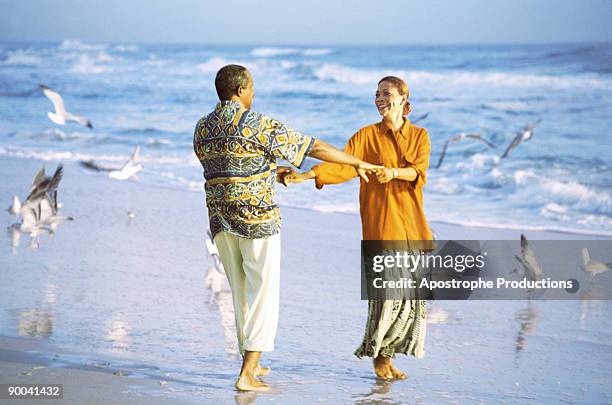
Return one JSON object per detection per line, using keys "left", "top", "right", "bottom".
{"left": 1, "top": 155, "right": 611, "bottom": 404}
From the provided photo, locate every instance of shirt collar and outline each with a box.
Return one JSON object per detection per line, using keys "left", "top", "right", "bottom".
{"left": 379, "top": 117, "right": 411, "bottom": 139}
{"left": 215, "top": 100, "right": 245, "bottom": 112}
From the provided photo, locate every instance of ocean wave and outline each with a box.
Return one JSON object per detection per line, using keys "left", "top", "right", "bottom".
{"left": 513, "top": 170, "right": 611, "bottom": 216}
{"left": 428, "top": 218, "right": 612, "bottom": 237}
{"left": 2, "top": 49, "right": 42, "bottom": 66}
{"left": 0, "top": 146, "right": 200, "bottom": 167}
{"left": 313, "top": 63, "right": 609, "bottom": 89}
{"left": 58, "top": 40, "right": 106, "bottom": 52}
{"left": 251, "top": 47, "right": 334, "bottom": 57}
{"left": 70, "top": 54, "right": 115, "bottom": 74}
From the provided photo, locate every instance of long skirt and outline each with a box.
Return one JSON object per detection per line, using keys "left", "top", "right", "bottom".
{"left": 354, "top": 299, "right": 427, "bottom": 359}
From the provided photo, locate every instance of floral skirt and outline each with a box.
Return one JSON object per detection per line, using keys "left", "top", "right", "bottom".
{"left": 355, "top": 299, "right": 427, "bottom": 359}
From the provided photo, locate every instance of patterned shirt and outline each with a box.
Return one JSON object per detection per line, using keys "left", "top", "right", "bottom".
{"left": 194, "top": 100, "right": 315, "bottom": 239}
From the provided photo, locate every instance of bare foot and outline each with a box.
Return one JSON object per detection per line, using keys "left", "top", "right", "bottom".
{"left": 255, "top": 365, "right": 271, "bottom": 377}
{"left": 373, "top": 356, "right": 393, "bottom": 379}
{"left": 235, "top": 376, "right": 270, "bottom": 392}
{"left": 388, "top": 361, "right": 407, "bottom": 379}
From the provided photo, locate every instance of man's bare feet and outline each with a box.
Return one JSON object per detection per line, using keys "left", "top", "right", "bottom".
{"left": 235, "top": 375, "right": 270, "bottom": 392}
{"left": 373, "top": 356, "right": 407, "bottom": 380}
{"left": 255, "top": 364, "right": 271, "bottom": 377}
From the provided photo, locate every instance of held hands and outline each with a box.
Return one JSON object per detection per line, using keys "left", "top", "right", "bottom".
{"left": 276, "top": 166, "right": 295, "bottom": 187}
{"left": 356, "top": 162, "right": 383, "bottom": 183}
{"left": 370, "top": 167, "right": 395, "bottom": 184}
{"left": 277, "top": 163, "right": 394, "bottom": 186}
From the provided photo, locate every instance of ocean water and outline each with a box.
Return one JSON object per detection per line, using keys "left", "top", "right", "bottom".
{"left": 1, "top": 40, "right": 611, "bottom": 236}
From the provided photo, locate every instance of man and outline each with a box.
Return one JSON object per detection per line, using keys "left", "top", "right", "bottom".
{"left": 193, "top": 64, "right": 379, "bottom": 391}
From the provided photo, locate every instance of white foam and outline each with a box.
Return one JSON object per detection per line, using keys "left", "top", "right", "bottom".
{"left": 3, "top": 49, "right": 41, "bottom": 66}
{"left": 70, "top": 54, "right": 114, "bottom": 74}
{"left": 0, "top": 146, "right": 199, "bottom": 167}
{"left": 313, "top": 63, "right": 609, "bottom": 89}
{"left": 513, "top": 170, "right": 611, "bottom": 215}
{"left": 58, "top": 40, "right": 106, "bottom": 51}
{"left": 251, "top": 47, "right": 299, "bottom": 57}
{"left": 302, "top": 48, "right": 334, "bottom": 56}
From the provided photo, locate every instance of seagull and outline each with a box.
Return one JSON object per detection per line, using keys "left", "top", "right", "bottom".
{"left": 435, "top": 133, "right": 496, "bottom": 169}
{"left": 127, "top": 210, "right": 136, "bottom": 220}
{"left": 40, "top": 84, "right": 93, "bottom": 129}
{"left": 109, "top": 146, "right": 143, "bottom": 180}
{"left": 500, "top": 119, "right": 542, "bottom": 159}
{"left": 513, "top": 234, "right": 543, "bottom": 283}
{"left": 411, "top": 113, "right": 429, "bottom": 125}
{"left": 24, "top": 165, "right": 63, "bottom": 207}
{"left": 581, "top": 248, "right": 612, "bottom": 278}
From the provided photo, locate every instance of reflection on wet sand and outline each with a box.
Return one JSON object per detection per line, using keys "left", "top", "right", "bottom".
{"left": 580, "top": 280, "right": 606, "bottom": 321}
{"left": 514, "top": 301, "right": 539, "bottom": 362}
{"left": 234, "top": 390, "right": 258, "bottom": 405}
{"left": 353, "top": 379, "right": 406, "bottom": 405}
{"left": 105, "top": 312, "right": 132, "bottom": 351}
{"left": 16, "top": 309, "right": 55, "bottom": 338}
{"left": 14, "top": 282, "right": 59, "bottom": 338}
{"left": 205, "top": 265, "right": 239, "bottom": 359}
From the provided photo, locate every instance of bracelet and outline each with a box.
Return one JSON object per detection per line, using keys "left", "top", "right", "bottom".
{"left": 391, "top": 168, "right": 398, "bottom": 179}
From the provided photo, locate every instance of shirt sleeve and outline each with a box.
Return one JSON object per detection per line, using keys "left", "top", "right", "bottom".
{"left": 404, "top": 128, "right": 430, "bottom": 189}
{"left": 261, "top": 115, "right": 315, "bottom": 169}
{"left": 312, "top": 130, "right": 362, "bottom": 189}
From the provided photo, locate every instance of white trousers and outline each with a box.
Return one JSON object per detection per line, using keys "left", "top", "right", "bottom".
{"left": 213, "top": 231, "right": 281, "bottom": 354}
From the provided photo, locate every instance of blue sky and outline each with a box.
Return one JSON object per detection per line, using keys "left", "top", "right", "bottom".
{"left": 1, "top": 0, "right": 610, "bottom": 44}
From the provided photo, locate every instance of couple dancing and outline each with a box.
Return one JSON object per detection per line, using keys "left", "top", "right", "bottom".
{"left": 193, "top": 65, "right": 432, "bottom": 391}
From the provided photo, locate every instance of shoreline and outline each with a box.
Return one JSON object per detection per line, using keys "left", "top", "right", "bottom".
{"left": 1, "top": 154, "right": 611, "bottom": 404}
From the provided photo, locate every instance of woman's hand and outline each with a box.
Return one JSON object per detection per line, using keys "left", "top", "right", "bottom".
{"left": 276, "top": 166, "right": 296, "bottom": 186}
{"left": 371, "top": 167, "right": 395, "bottom": 184}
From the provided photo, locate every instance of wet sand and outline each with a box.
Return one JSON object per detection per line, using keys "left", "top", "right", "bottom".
{"left": 1, "top": 155, "right": 611, "bottom": 404}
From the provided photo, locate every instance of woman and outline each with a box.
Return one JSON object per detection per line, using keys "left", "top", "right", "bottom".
{"left": 285, "top": 76, "right": 432, "bottom": 379}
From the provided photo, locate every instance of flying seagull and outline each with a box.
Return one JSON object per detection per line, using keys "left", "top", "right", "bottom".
{"left": 109, "top": 146, "right": 143, "bottom": 180}
{"left": 500, "top": 119, "right": 542, "bottom": 159}
{"left": 40, "top": 84, "right": 93, "bottom": 129}
{"left": 435, "top": 133, "right": 496, "bottom": 169}
{"left": 581, "top": 248, "right": 612, "bottom": 278}
{"left": 411, "top": 113, "right": 429, "bottom": 125}
{"left": 80, "top": 146, "right": 143, "bottom": 181}
{"left": 24, "top": 165, "right": 63, "bottom": 207}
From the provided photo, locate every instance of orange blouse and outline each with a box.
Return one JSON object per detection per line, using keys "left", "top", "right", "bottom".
{"left": 313, "top": 118, "right": 432, "bottom": 242}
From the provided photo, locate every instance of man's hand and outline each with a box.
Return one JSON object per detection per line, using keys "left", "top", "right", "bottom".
{"left": 371, "top": 167, "right": 394, "bottom": 184}
{"left": 284, "top": 169, "right": 316, "bottom": 184}
{"left": 276, "top": 166, "right": 295, "bottom": 187}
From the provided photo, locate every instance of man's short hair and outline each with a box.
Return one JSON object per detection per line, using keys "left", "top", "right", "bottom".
{"left": 215, "top": 65, "right": 249, "bottom": 101}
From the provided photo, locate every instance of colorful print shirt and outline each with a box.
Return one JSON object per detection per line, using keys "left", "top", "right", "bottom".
{"left": 194, "top": 100, "right": 315, "bottom": 239}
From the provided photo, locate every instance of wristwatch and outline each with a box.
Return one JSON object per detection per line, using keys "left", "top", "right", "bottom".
{"left": 391, "top": 168, "right": 398, "bottom": 179}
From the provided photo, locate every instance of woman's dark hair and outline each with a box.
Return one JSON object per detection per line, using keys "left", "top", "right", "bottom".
{"left": 378, "top": 76, "right": 412, "bottom": 116}
{"left": 215, "top": 65, "right": 249, "bottom": 101}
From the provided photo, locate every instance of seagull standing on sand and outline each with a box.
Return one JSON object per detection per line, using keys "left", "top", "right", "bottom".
{"left": 500, "top": 119, "right": 542, "bottom": 159}
{"left": 108, "top": 146, "right": 144, "bottom": 180}
{"left": 435, "top": 133, "right": 496, "bottom": 169}
{"left": 581, "top": 248, "right": 612, "bottom": 278}
{"left": 514, "top": 234, "right": 543, "bottom": 283}
{"left": 7, "top": 196, "right": 21, "bottom": 216}
{"left": 40, "top": 84, "right": 93, "bottom": 129}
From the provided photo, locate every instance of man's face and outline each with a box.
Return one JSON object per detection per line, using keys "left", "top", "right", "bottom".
{"left": 239, "top": 73, "right": 255, "bottom": 109}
